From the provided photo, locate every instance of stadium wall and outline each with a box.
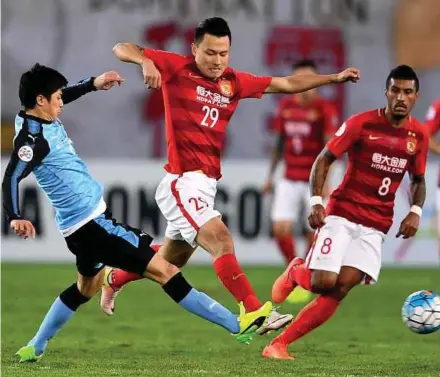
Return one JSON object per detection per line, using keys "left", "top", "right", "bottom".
{"left": 2, "top": 159, "right": 438, "bottom": 265}
{"left": 2, "top": 0, "right": 440, "bottom": 158}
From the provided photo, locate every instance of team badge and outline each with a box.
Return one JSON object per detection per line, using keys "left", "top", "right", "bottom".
{"left": 18, "top": 145, "right": 33, "bottom": 162}
{"left": 219, "top": 80, "right": 233, "bottom": 97}
{"left": 406, "top": 133, "right": 417, "bottom": 155}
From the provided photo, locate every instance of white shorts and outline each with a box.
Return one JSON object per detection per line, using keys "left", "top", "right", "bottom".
{"left": 271, "top": 179, "right": 310, "bottom": 229}
{"left": 155, "top": 172, "right": 221, "bottom": 247}
{"left": 305, "top": 216, "right": 385, "bottom": 284}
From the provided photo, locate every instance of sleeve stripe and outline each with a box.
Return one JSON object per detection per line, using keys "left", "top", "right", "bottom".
{"left": 11, "top": 160, "right": 28, "bottom": 214}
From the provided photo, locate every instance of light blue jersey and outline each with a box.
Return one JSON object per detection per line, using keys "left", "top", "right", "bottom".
{"left": 2, "top": 78, "right": 105, "bottom": 231}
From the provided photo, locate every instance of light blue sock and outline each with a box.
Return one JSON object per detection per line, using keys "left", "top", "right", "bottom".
{"left": 28, "top": 297, "right": 75, "bottom": 355}
{"left": 178, "top": 289, "right": 240, "bottom": 333}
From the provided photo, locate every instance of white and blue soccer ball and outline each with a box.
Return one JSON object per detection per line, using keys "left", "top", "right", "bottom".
{"left": 402, "top": 290, "right": 440, "bottom": 334}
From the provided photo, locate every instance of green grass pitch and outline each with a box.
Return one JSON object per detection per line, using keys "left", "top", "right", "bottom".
{"left": 2, "top": 264, "right": 439, "bottom": 376}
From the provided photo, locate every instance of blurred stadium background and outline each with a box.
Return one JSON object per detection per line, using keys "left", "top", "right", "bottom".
{"left": 1, "top": 0, "right": 439, "bottom": 376}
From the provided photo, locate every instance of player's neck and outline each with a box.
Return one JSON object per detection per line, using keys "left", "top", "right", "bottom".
{"left": 384, "top": 107, "right": 408, "bottom": 128}
{"left": 26, "top": 109, "right": 54, "bottom": 122}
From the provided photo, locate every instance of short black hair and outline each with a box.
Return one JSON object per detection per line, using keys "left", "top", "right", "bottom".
{"left": 194, "top": 17, "right": 232, "bottom": 45}
{"left": 293, "top": 59, "right": 317, "bottom": 71}
{"left": 386, "top": 65, "right": 419, "bottom": 92}
{"left": 19, "top": 63, "right": 68, "bottom": 109}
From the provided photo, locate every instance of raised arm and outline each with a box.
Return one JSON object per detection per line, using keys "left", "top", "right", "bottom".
{"left": 113, "top": 42, "right": 162, "bottom": 89}
{"left": 62, "top": 72, "right": 124, "bottom": 105}
{"left": 113, "top": 43, "right": 147, "bottom": 65}
{"left": 265, "top": 68, "right": 360, "bottom": 94}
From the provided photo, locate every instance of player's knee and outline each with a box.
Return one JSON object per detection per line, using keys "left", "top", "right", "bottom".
{"left": 60, "top": 283, "right": 91, "bottom": 311}
{"left": 77, "top": 269, "right": 105, "bottom": 298}
{"left": 167, "top": 253, "right": 190, "bottom": 269}
{"left": 310, "top": 271, "right": 337, "bottom": 293}
{"left": 153, "top": 261, "right": 180, "bottom": 285}
{"left": 330, "top": 284, "right": 354, "bottom": 301}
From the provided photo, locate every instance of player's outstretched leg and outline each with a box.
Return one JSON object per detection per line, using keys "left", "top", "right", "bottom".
{"left": 263, "top": 266, "right": 364, "bottom": 360}
{"left": 100, "top": 244, "right": 161, "bottom": 316}
{"left": 145, "top": 252, "right": 272, "bottom": 344}
{"left": 196, "top": 217, "right": 293, "bottom": 334}
{"left": 16, "top": 269, "right": 104, "bottom": 362}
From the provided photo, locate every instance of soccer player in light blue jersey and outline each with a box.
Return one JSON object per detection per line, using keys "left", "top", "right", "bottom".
{"left": 2, "top": 64, "right": 271, "bottom": 362}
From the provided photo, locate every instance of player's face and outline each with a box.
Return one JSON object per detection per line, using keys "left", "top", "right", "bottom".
{"left": 294, "top": 66, "right": 318, "bottom": 101}
{"left": 36, "top": 89, "right": 64, "bottom": 121}
{"left": 192, "top": 34, "right": 230, "bottom": 79}
{"left": 385, "top": 79, "right": 419, "bottom": 120}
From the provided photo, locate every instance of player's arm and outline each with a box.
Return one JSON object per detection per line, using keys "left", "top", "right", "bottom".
{"left": 264, "top": 68, "right": 360, "bottom": 94}
{"left": 112, "top": 42, "right": 167, "bottom": 89}
{"left": 308, "top": 117, "right": 361, "bottom": 229}
{"left": 397, "top": 128, "right": 430, "bottom": 239}
{"left": 429, "top": 135, "right": 440, "bottom": 154}
{"left": 62, "top": 72, "right": 124, "bottom": 105}
{"left": 2, "top": 128, "right": 49, "bottom": 239}
{"left": 262, "top": 134, "right": 284, "bottom": 194}
{"left": 308, "top": 147, "right": 338, "bottom": 229}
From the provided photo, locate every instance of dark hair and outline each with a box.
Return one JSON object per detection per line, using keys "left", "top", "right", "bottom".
{"left": 386, "top": 65, "right": 419, "bottom": 92}
{"left": 194, "top": 17, "right": 231, "bottom": 45}
{"left": 19, "top": 63, "right": 68, "bottom": 109}
{"left": 293, "top": 59, "right": 317, "bottom": 71}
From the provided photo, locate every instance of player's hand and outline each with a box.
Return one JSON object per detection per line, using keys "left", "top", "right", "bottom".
{"left": 308, "top": 204, "right": 326, "bottom": 229}
{"left": 396, "top": 212, "right": 420, "bottom": 239}
{"left": 334, "top": 68, "right": 360, "bottom": 84}
{"left": 141, "top": 59, "right": 161, "bottom": 89}
{"left": 93, "top": 71, "right": 124, "bottom": 90}
{"left": 261, "top": 178, "right": 274, "bottom": 195}
{"left": 10, "top": 219, "right": 36, "bottom": 239}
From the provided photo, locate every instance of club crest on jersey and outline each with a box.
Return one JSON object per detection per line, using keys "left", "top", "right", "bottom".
{"left": 406, "top": 134, "right": 417, "bottom": 155}
{"left": 218, "top": 80, "right": 233, "bottom": 97}
{"left": 18, "top": 145, "right": 33, "bottom": 162}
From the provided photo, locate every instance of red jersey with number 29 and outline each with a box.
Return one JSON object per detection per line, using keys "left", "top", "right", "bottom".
{"left": 326, "top": 108, "right": 429, "bottom": 233}
{"left": 143, "top": 49, "right": 272, "bottom": 179}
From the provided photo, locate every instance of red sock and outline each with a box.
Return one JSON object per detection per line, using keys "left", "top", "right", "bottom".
{"left": 111, "top": 244, "right": 161, "bottom": 288}
{"left": 292, "top": 263, "right": 312, "bottom": 291}
{"left": 272, "top": 295, "right": 340, "bottom": 346}
{"left": 213, "top": 253, "right": 262, "bottom": 312}
{"left": 275, "top": 235, "right": 296, "bottom": 264}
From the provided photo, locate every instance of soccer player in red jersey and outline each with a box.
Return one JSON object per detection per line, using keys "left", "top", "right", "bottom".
{"left": 264, "top": 65, "right": 429, "bottom": 360}
{"left": 424, "top": 99, "right": 440, "bottom": 241}
{"left": 102, "top": 17, "right": 359, "bottom": 334}
{"left": 262, "top": 59, "right": 339, "bottom": 266}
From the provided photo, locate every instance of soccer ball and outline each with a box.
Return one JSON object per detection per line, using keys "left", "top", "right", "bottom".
{"left": 401, "top": 290, "right": 440, "bottom": 334}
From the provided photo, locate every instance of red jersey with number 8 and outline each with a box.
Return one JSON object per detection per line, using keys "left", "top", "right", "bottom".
{"left": 143, "top": 49, "right": 271, "bottom": 179}
{"left": 326, "top": 108, "right": 429, "bottom": 233}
